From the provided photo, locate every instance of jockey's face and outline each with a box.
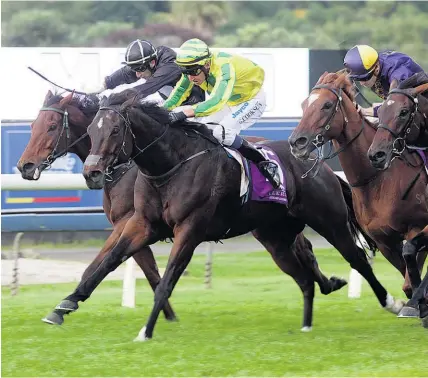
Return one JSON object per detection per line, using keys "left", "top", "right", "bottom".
{"left": 131, "top": 60, "right": 155, "bottom": 79}
{"left": 360, "top": 63, "right": 380, "bottom": 88}
{"left": 188, "top": 62, "right": 210, "bottom": 86}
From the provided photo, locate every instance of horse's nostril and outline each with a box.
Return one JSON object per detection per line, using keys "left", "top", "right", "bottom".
{"left": 369, "top": 151, "right": 386, "bottom": 162}
{"left": 21, "top": 162, "right": 35, "bottom": 173}
{"left": 89, "top": 170, "right": 103, "bottom": 180}
{"left": 295, "top": 137, "right": 309, "bottom": 148}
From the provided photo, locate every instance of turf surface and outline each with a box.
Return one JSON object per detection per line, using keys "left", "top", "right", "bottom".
{"left": 2, "top": 249, "right": 427, "bottom": 377}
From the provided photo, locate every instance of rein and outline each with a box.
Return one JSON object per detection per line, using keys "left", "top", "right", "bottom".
{"left": 301, "top": 84, "right": 365, "bottom": 180}
{"left": 97, "top": 106, "right": 218, "bottom": 186}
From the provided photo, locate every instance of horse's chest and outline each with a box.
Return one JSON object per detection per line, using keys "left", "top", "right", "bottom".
{"left": 354, "top": 192, "right": 405, "bottom": 236}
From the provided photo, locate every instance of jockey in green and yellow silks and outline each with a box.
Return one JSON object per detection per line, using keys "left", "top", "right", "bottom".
{"left": 164, "top": 38, "right": 279, "bottom": 188}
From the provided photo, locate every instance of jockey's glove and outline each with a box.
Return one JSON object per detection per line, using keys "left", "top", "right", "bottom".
{"left": 168, "top": 111, "right": 187, "bottom": 124}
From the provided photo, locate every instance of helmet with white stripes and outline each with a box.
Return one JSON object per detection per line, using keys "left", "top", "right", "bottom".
{"left": 122, "top": 39, "right": 158, "bottom": 71}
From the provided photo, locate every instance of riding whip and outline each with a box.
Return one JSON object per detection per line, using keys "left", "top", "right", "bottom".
{"left": 27, "top": 66, "right": 88, "bottom": 95}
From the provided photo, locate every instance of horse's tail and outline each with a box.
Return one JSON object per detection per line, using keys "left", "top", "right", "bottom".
{"left": 335, "top": 174, "right": 378, "bottom": 256}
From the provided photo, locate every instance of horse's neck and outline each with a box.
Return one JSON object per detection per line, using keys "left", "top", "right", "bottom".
{"left": 68, "top": 116, "right": 92, "bottom": 162}
{"left": 70, "top": 133, "right": 90, "bottom": 162}
{"left": 333, "top": 109, "right": 379, "bottom": 187}
{"left": 131, "top": 123, "right": 202, "bottom": 177}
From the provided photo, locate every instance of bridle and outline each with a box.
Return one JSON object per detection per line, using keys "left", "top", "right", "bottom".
{"left": 377, "top": 89, "right": 426, "bottom": 156}
{"left": 38, "top": 106, "right": 89, "bottom": 169}
{"left": 301, "top": 84, "right": 365, "bottom": 178}
{"left": 91, "top": 105, "right": 217, "bottom": 186}
{"left": 94, "top": 105, "right": 170, "bottom": 181}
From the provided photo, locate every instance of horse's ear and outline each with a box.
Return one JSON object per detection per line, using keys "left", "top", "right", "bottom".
{"left": 44, "top": 90, "right": 54, "bottom": 105}
{"left": 316, "top": 71, "right": 328, "bottom": 85}
{"left": 59, "top": 92, "right": 74, "bottom": 107}
{"left": 301, "top": 97, "right": 308, "bottom": 110}
{"left": 413, "top": 83, "right": 428, "bottom": 96}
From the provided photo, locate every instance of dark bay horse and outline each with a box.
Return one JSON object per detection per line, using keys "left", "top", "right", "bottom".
{"left": 17, "top": 90, "right": 177, "bottom": 324}
{"left": 288, "top": 72, "right": 428, "bottom": 319}
{"left": 17, "top": 90, "right": 345, "bottom": 331}
{"left": 66, "top": 90, "right": 403, "bottom": 341}
{"left": 367, "top": 79, "right": 428, "bottom": 326}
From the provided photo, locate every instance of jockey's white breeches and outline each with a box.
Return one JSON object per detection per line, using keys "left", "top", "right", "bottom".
{"left": 174, "top": 88, "right": 267, "bottom": 146}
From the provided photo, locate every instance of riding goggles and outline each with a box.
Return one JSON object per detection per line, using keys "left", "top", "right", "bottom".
{"left": 129, "top": 64, "right": 150, "bottom": 73}
{"left": 181, "top": 65, "right": 203, "bottom": 76}
{"left": 347, "top": 67, "right": 376, "bottom": 82}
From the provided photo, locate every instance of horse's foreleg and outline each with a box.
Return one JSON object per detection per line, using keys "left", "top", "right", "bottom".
{"left": 42, "top": 220, "right": 127, "bottom": 325}
{"left": 43, "top": 214, "right": 158, "bottom": 326}
{"left": 134, "top": 222, "right": 203, "bottom": 341}
{"left": 403, "top": 227, "right": 428, "bottom": 291}
{"left": 80, "top": 219, "right": 128, "bottom": 281}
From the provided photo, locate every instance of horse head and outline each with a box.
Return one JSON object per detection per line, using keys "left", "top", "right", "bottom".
{"left": 288, "top": 71, "right": 358, "bottom": 161}
{"left": 368, "top": 82, "right": 428, "bottom": 170}
{"left": 17, "top": 90, "right": 94, "bottom": 180}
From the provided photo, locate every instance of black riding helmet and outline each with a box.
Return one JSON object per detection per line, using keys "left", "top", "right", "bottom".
{"left": 122, "top": 39, "right": 158, "bottom": 72}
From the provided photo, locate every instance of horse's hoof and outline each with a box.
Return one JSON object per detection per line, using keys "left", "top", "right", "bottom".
{"left": 421, "top": 316, "right": 428, "bottom": 329}
{"left": 55, "top": 300, "right": 78, "bottom": 313}
{"left": 301, "top": 326, "right": 312, "bottom": 332}
{"left": 133, "top": 326, "right": 151, "bottom": 342}
{"left": 330, "top": 276, "right": 348, "bottom": 291}
{"left": 165, "top": 315, "right": 178, "bottom": 322}
{"left": 42, "top": 311, "right": 64, "bottom": 325}
{"left": 397, "top": 306, "right": 420, "bottom": 318}
{"left": 385, "top": 294, "right": 405, "bottom": 314}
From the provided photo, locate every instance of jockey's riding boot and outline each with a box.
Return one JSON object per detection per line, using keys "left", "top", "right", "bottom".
{"left": 237, "top": 139, "right": 280, "bottom": 188}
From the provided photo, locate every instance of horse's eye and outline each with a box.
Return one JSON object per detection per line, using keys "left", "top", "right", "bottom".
{"left": 399, "top": 109, "right": 409, "bottom": 117}
{"left": 48, "top": 123, "right": 57, "bottom": 131}
{"left": 112, "top": 126, "right": 120, "bottom": 135}
{"left": 322, "top": 102, "right": 333, "bottom": 110}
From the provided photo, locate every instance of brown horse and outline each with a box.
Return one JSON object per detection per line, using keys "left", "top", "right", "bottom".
{"left": 367, "top": 77, "right": 428, "bottom": 326}
{"left": 17, "top": 90, "right": 177, "bottom": 325}
{"left": 59, "top": 89, "right": 405, "bottom": 341}
{"left": 17, "top": 90, "right": 346, "bottom": 331}
{"left": 288, "top": 72, "right": 428, "bottom": 317}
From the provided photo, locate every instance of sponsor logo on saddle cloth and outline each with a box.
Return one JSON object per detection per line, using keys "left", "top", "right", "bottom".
{"left": 225, "top": 146, "right": 288, "bottom": 206}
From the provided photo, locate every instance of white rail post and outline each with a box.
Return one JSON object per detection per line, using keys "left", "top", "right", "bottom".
{"left": 121, "top": 258, "right": 136, "bottom": 308}
{"left": 11, "top": 232, "right": 24, "bottom": 296}
{"left": 347, "top": 233, "right": 375, "bottom": 298}
{"left": 204, "top": 242, "right": 214, "bottom": 289}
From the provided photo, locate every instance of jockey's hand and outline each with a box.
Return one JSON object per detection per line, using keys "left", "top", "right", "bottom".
{"left": 168, "top": 111, "right": 187, "bottom": 124}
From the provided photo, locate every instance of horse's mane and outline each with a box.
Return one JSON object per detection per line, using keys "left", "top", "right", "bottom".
{"left": 101, "top": 89, "right": 138, "bottom": 107}
{"left": 122, "top": 95, "right": 214, "bottom": 139}
{"left": 316, "top": 71, "right": 356, "bottom": 102}
{"left": 44, "top": 90, "right": 99, "bottom": 117}
{"left": 397, "top": 72, "right": 428, "bottom": 90}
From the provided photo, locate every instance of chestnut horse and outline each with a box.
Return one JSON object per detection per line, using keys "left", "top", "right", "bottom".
{"left": 367, "top": 75, "right": 428, "bottom": 326}
{"left": 288, "top": 72, "right": 428, "bottom": 319}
